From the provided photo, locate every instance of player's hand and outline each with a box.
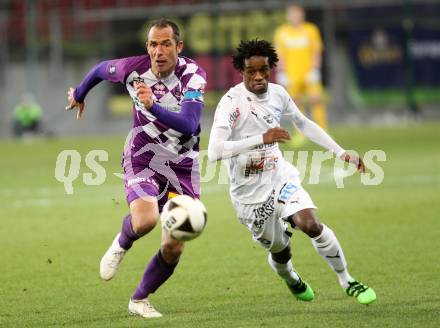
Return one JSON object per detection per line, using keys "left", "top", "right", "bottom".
{"left": 340, "top": 152, "right": 366, "bottom": 173}
{"left": 135, "top": 81, "right": 154, "bottom": 109}
{"left": 65, "top": 87, "right": 85, "bottom": 120}
{"left": 262, "top": 127, "right": 291, "bottom": 144}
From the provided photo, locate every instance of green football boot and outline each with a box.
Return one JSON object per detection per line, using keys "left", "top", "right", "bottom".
{"left": 346, "top": 281, "right": 376, "bottom": 305}
{"left": 287, "top": 278, "right": 314, "bottom": 301}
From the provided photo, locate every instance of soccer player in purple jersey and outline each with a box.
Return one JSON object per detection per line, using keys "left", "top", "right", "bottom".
{"left": 65, "top": 19, "right": 206, "bottom": 318}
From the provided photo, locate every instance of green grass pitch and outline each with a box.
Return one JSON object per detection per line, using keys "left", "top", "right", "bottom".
{"left": 1, "top": 122, "right": 439, "bottom": 327}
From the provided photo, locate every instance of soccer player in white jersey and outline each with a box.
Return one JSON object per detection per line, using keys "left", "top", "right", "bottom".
{"left": 66, "top": 19, "right": 206, "bottom": 318}
{"left": 208, "top": 39, "right": 376, "bottom": 305}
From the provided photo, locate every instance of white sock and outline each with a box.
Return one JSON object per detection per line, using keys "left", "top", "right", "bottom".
{"left": 268, "top": 253, "right": 300, "bottom": 286}
{"left": 311, "top": 224, "right": 354, "bottom": 288}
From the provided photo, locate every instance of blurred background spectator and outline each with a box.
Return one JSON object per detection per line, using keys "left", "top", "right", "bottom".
{"left": 274, "top": 3, "right": 327, "bottom": 147}
{"left": 12, "top": 93, "right": 43, "bottom": 138}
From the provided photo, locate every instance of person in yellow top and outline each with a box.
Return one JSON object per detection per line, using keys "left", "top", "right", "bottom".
{"left": 274, "top": 4, "right": 327, "bottom": 146}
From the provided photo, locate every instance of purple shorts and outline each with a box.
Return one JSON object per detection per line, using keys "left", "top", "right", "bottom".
{"left": 123, "top": 159, "right": 200, "bottom": 212}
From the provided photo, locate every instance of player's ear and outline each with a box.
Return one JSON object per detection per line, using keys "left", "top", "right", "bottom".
{"left": 176, "top": 41, "right": 184, "bottom": 54}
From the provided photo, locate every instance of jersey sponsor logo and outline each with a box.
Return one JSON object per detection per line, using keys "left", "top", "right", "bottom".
{"left": 252, "top": 191, "right": 275, "bottom": 229}
{"left": 263, "top": 114, "right": 273, "bottom": 124}
{"left": 273, "top": 107, "right": 282, "bottom": 122}
{"left": 277, "top": 182, "right": 299, "bottom": 204}
{"left": 127, "top": 176, "right": 159, "bottom": 188}
{"left": 133, "top": 77, "right": 144, "bottom": 84}
{"left": 256, "top": 237, "right": 271, "bottom": 246}
{"left": 109, "top": 64, "right": 116, "bottom": 75}
{"left": 244, "top": 155, "right": 278, "bottom": 177}
{"left": 228, "top": 107, "right": 240, "bottom": 128}
{"left": 254, "top": 142, "right": 275, "bottom": 150}
{"left": 127, "top": 176, "right": 146, "bottom": 187}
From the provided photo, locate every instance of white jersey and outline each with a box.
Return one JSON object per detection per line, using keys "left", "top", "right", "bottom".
{"left": 211, "top": 82, "right": 303, "bottom": 204}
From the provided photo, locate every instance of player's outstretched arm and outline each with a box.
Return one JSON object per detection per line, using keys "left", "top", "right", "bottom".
{"left": 285, "top": 101, "right": 365, "bottom": 173}
{"left": 65, "top": 87, "right": 85, "bottom": 120}
{"left": 285, "top": 98, "right": 347, "bottom": 157}
{"left": 65, "top": 60, "right": 114, "bottom": 120}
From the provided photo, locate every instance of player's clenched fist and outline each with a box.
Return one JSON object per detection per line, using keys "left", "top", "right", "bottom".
{"left": 135, "top": 81, "right": 154, "bottom": 109}
{"left": 262, "top": 127, "right": 291, "bottom": 144}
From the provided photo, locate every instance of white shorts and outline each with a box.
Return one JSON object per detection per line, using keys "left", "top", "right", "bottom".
{"left": 232, "top": 177, "right": 316, "bottom": 253}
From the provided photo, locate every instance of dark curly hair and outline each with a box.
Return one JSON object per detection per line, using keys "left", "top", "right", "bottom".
{"left": 232, "top": 39, "right": 279, "bottom": 71}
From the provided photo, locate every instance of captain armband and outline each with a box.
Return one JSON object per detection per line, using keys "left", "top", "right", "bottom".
{"left": 183, "top": 90, "right": 204, "bottom": 102}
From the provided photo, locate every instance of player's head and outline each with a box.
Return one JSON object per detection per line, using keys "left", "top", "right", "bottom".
{"left": 286, "top": 3, "right": 305, "bottom": 27}
{"left": 232, "top": 39, "right": 278, "bottom": 94}
{"left": 147, "top": 18, "right": 183, "bottom": 78}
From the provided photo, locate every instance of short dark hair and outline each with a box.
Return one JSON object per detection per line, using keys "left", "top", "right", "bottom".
{"left": 232, "top": 39, "right": 279, "bottom": 71}
{"left": 148, "top": 18, "right": 181, "bottom": 43}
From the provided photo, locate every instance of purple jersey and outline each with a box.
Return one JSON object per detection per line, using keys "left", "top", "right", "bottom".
{"left": 97, "top": 55, "right": 206, "bottom": 166}
{"left": 74, "top": 54, "right": 206, "bottom": 205}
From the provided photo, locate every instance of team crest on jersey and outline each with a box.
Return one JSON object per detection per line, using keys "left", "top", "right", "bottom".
{"left": 228, "top": 107, "right": 240, "bottom": 128}
{"left": 151, "top": 81, "right": 169, "bottom": 100}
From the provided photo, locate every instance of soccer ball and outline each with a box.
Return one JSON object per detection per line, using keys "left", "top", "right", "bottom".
{"left": 161, "top": 195, "right": 207, "bottom": 241}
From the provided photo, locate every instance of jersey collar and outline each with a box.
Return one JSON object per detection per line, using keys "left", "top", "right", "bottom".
{"left": 240, "top": 82, "right": 270, "bottom": 103}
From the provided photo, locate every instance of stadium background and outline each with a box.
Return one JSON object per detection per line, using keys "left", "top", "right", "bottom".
{"left": 1, "top": 1, "right": 439, "bottom": 327}
{"left": 1, "top": 0, "right": 440, "bottom": 136}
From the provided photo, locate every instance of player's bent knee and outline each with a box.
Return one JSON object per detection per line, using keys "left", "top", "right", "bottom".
{"left": 304, "top": 219, "right": 323, "bottom": 238}
{"left": 294, "top": 210, "right": 323, "bottom": 238}
{"left": 129, "top": 198, "right": 160, "bottom": 235}
{"left": 132, "top": 214, "right": 158, "bottom": 236}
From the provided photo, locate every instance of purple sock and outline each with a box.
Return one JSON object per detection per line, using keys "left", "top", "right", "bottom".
{"left": 132, "top": 250, "right": 178, "bottom": 300}
{"left": 118, "top": 215, "right": 139, "bottom": 250}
